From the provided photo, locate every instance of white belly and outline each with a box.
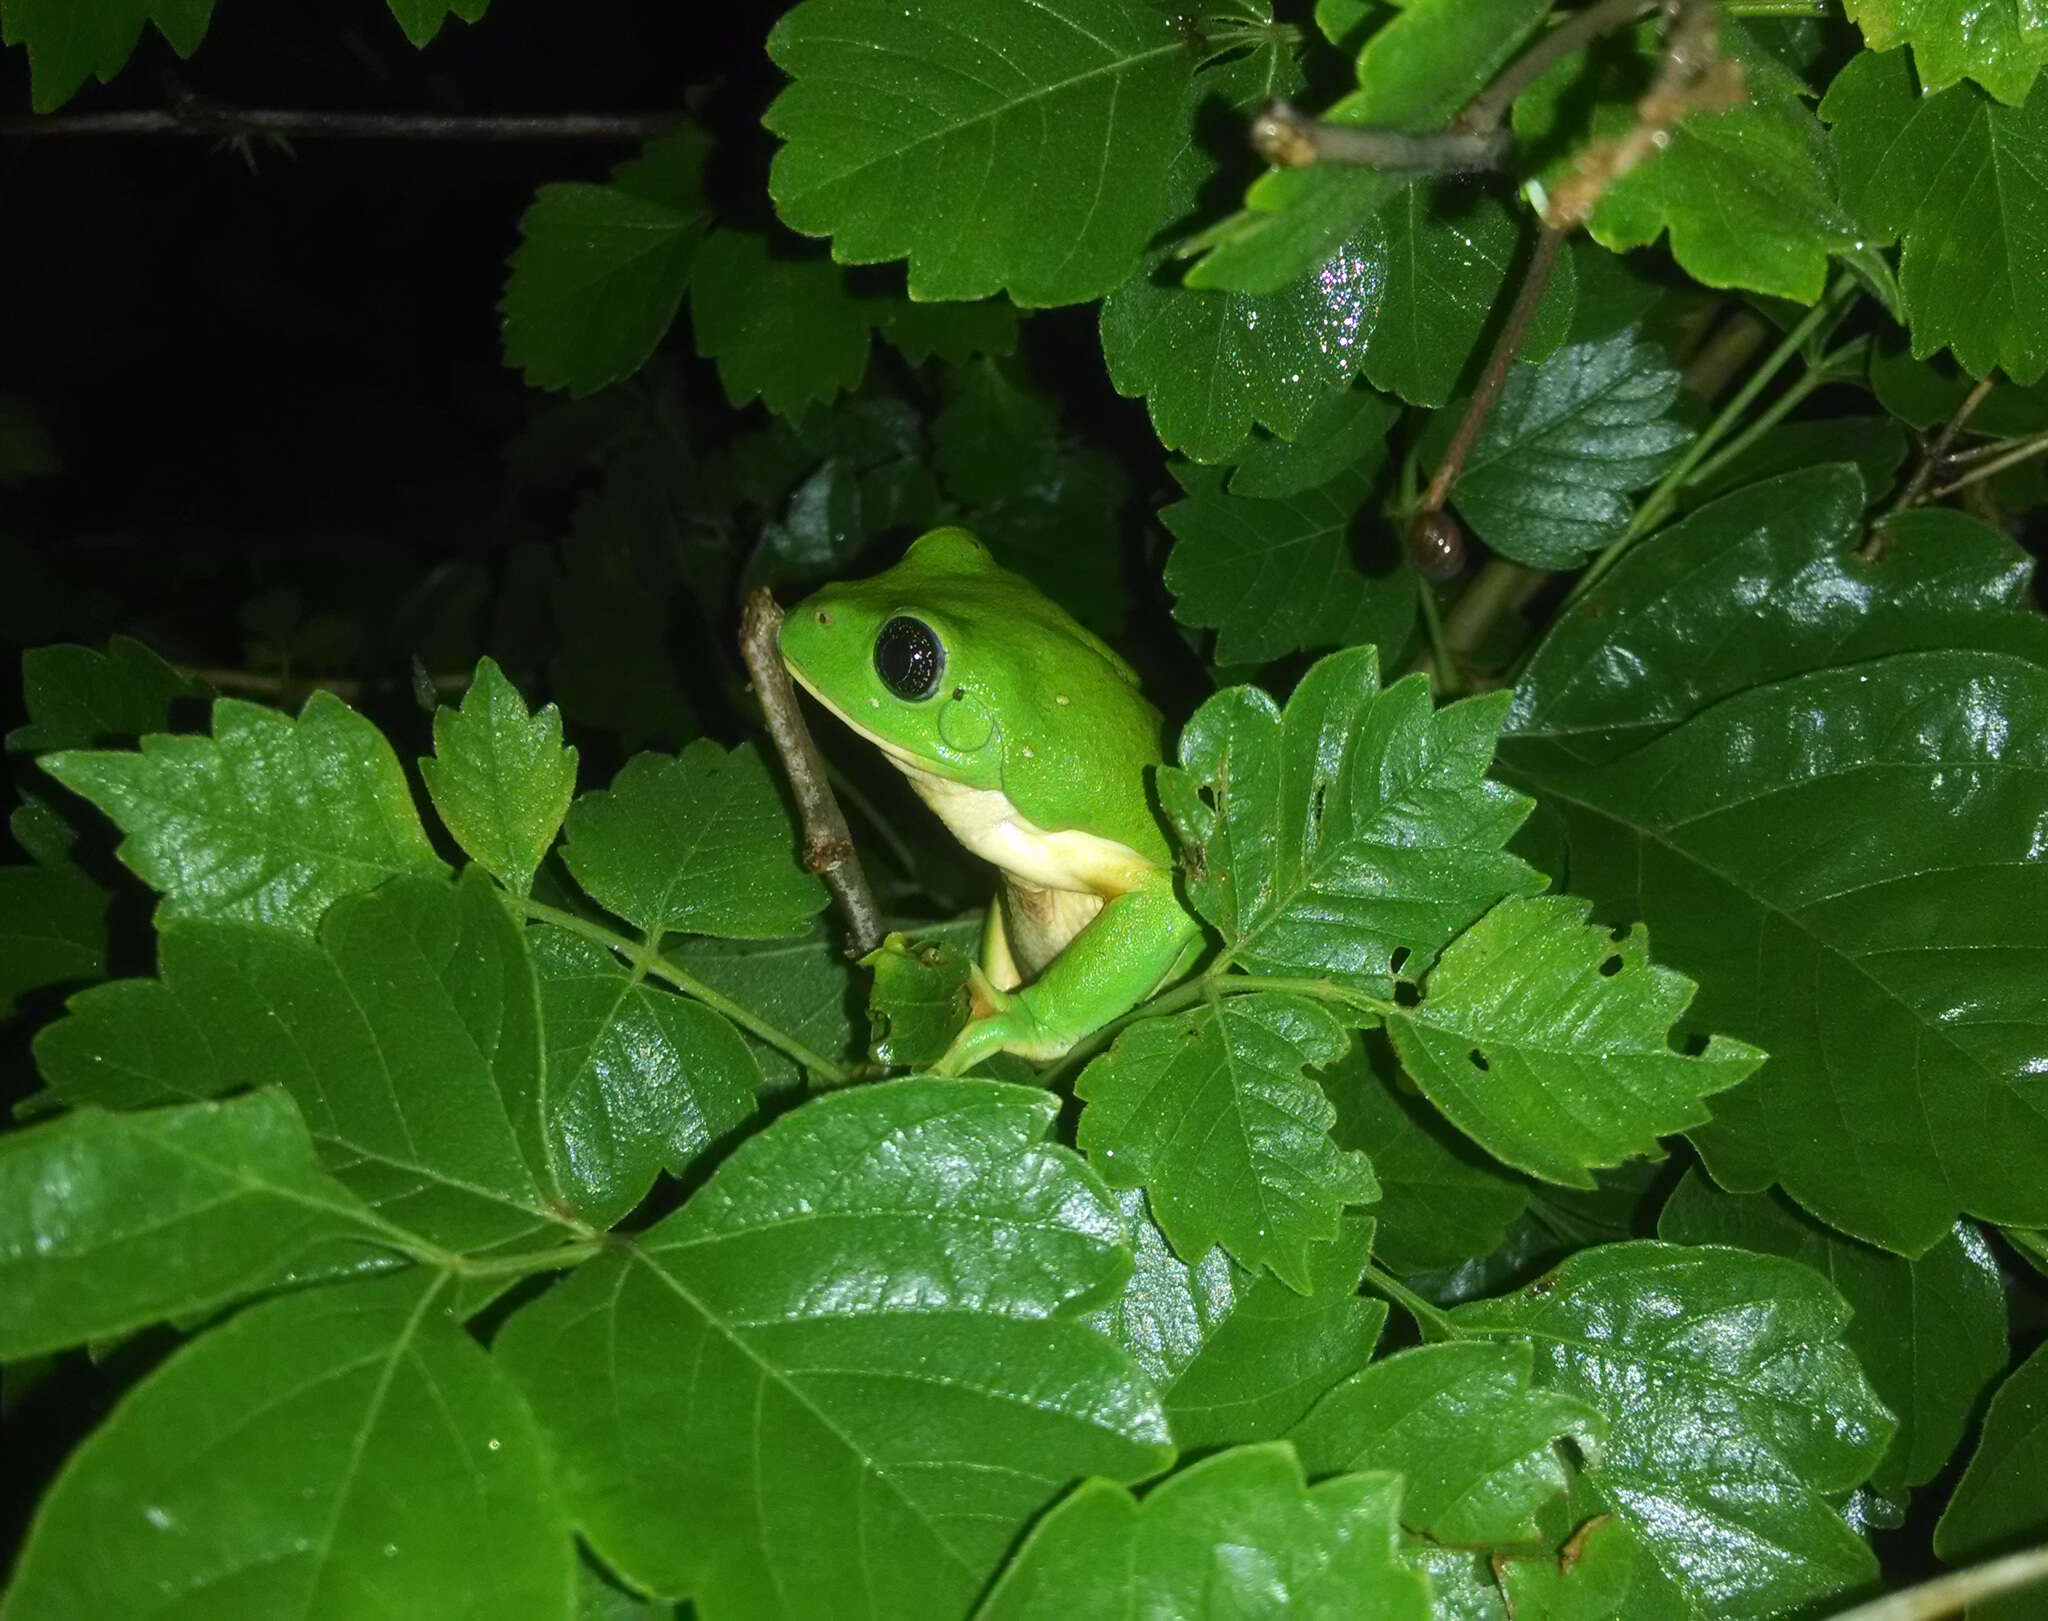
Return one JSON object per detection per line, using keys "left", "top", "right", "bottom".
{"left": 896, "top": 762, "right": 1155, "bottom": 897}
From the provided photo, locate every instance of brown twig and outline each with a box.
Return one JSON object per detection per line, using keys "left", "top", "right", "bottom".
{"left": 0, "top": 105, "right": 683, "bottom": 141}
{"left": 1463, "top": 0, "right": 1655, "bottom": 131}
{"left": 1886, "top": 376, "right": 1996, "bottom": 516}
{"left": 740, "top": 588, "right": 884, "bottom": 959}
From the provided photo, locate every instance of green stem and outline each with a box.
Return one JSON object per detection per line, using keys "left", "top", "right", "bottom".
{"left": 446, "top": 1239, "right": 607, "bottom": 1280}
{"left": 1417, "top": 583, "right": 1460, "bottom": 697}
{"left": 518, "top": 898, "right": 852, "bottom": 1086}
{"left": 1362, "top": 1261, "right": 1463, "bottom": 1341}
{"left": 1682, "top": 336, "right": 1869, "bottom": 492}
{"left": 1721, "top": 0, "right": 1830, "bottom": 14}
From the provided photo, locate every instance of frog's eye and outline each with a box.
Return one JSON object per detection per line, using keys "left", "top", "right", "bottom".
{"left": 874, "top": 615, "right": 945, "bottom": 701}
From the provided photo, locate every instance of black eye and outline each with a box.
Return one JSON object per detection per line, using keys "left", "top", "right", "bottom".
{"left": 873, "top": 616, "right": 944, "bottom": 700}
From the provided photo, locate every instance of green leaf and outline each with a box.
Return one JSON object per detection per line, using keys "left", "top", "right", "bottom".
{"left": 1454, "top": 1242, "right": 1893, "bottom": 1619}
{"left": 0, "top": 0, "right": 213, "bottom": 113}
{"left": 1160, "top": 460, "right": 1416, "bottom": 665}
{"left": 1514, "top": 651, "right": 2048, "bottom": 1254}
{"left": 0, "top": 863, "right": 106, "bottom": 1017}
{"left": 1385, "top": 895, "right": 1761, "bottom": 1189}
{"left": 421, "top": 656, "right": 577, "bottom": 897}
{"left": 931, "top": 356, "right": 1059, "bottom": 507}
{"left": 689, "top": 229, "right": 875, "bottom": 417}
{"left": 1160, "top": 647, "right": 1541, "bottom": 997}
{"left": 1505, "top": 466, "right": 2048, "bottom": 772}
{"left": 1085, "top": 1192, "right": 1387, "bottom": 1450}
{"left": 561, "top": 741, "right": 826, "bottom": 942}
{"left": 1439, "top": 331, "right": 1691, "bottom": 568}
{"left": 495, "top": 1079, "right": 1172, "bottom": 1615}
{"left": 1825, "top": 48, "right": 2048, "bottom": 382}
{"left": 7, "top": 636, "right": 208, "bottom": 754}
{"left": 36, "top": 872, "right": 561, "bottom": 1252}
{"left": 1843, "top": 0, "right": 2048, "bottom": 104}
{"left": 977, "top": 1444, "right": 1431, "bottom": 1621}
{"left": 41, "top": 693, "right": 446, "bottom": 937}
{"left": 1076, "top": 994, "right": 1379, "bottom": 1291}
{"left": 863, "top": 930, "right": 974, "bottom": 1069}
{"left": 385, "top": 0, "right": 487, "bottom": 48}
{"left": 1498, "top": 1515, "right": 1640, "bottom": 1621}
{"left": 876, "top": 296, "right": 1019, "bottom": 365}
{"left": 502, "top": 128, "right": 711, "bottom": 398}
{"left": 5, "top": 1273, "right": 574, "bottom": 1617}
{"left": 764, "top": 0, "right": 1194, "bottom": 305}
{"left": 530, "top": 925, "right": 761, "bottom": 1229}
{"left": 0, "top": 1091, "right": 388, "bottom": 1358}
{"left": 1683, "top": 415, "right": 1907, "bottom": 508}
{"left": 1324, "top": 1035, "right": 1528, "bottom": 1273}
{"left": 1226, "top": 385, "right": 1401, "bottom": 500}
{"left": 1659, "top": 1171, "right": 2007, "bottom": 1496}
{"left": 668, "top": 929, "right": 863, "bottom": 1092}
{"left": 1936, "top": 1341, "right": 2048, "bottom": 1571}
{"left": 1868, "top": 337, "right": 2048, "bottom": 434}
{"left": 1290, "top": 1340, "right": 1604, "bottom": 1545}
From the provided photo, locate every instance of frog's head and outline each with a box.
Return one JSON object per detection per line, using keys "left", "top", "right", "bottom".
{"left": 780, "top": 527, "right": 1133, "bottom": 790}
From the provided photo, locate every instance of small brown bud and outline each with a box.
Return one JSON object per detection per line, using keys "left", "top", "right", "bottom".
{"left": 1407, "top": 509, "right": 1467, "bottom": 581}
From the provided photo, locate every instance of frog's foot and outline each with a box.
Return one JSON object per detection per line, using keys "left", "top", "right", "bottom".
{"left": 932, "top": 1000, "right": 1075, "bottom": 1076}
{"left": 965, "top": 961, "right": 1016, "bottom": 1024}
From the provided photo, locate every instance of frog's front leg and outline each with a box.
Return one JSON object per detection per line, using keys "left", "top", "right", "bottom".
{"left": 934, "top": 879, "right": 1203, "bottom": 1075}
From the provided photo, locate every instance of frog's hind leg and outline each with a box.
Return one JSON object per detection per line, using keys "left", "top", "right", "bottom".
{"left": 979, "top": 899, "right": 1023, "bottom": 993}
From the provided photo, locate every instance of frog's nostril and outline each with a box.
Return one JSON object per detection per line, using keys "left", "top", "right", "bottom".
{"left": 815, "top": 610, "right": 832, "bottom": 626}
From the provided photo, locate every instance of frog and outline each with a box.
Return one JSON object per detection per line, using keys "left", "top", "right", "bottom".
{"left": 780, "top": 526, "right": 1203, "bottom": 1075}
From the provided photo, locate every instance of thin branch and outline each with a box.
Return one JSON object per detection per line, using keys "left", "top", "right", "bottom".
{"left": 1885, "top": 376, "right": 1996, "bottom": 516}
{"left": 1250, "top": 102, "right": 1505, "bottom": 173}
{"left": 741, "top": 588, "right": 885, "bottom": 960}
{"left": 1824, "top": 1546, "right": 2048, "bottom": 1621}
{"left": 1928, "top": 425, "right": 2048, "bottom": 501}
{"left": 1463, "top": 0, "right": 1654, "bottom": 131}
{"left": 0, "top": 104, "right": 683, "bottom": 141}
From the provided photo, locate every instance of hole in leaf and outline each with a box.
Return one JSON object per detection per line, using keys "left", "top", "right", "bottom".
{"left": 1681, "top": 1031, "right": 1709, "bottom": 1057}
{"left": 1608, "top": 925, "right": 1629, "bottom": 943}
{"left": 1468, "top": 1048, "right": 1490, "bottom": 1073}
{"left": 1599, "top": 955, "right": 1623, "bottom": 977}
{"left": 1394, "top": 981, "right": 1421, "bottom": 1008}
{"left": 1389, "top": 947, "right": 1410, "bottom": 975}
{"left": 1308, "top": 781, "right": 1328, "bottom": 837}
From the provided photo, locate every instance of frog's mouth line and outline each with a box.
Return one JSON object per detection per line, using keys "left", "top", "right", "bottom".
{"left": 781, "top": 657, "right": 930, "bottom": 773}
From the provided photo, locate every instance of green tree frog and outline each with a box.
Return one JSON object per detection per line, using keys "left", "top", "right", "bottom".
{"left": 781, "top": 527, "right": 1202, "bottom": 1074}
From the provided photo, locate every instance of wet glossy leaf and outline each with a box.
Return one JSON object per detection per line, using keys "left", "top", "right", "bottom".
{"left": 0, "top": 1091, "right": 386, "bottom": 1358}
{"left": 0, "top": 863, "right": 106, "bottom": 1016}
{"left": 1226, "top": 385, "right": 1401, "bottom": 500}
{"left": 1454, "top": 1242, "right": 1893, "bottom": 1619}
{"left": 689, "top": 229, "right": 874, "bottom": 417}
{"left": 978, "top": 1444, "right": 1430, "bottom": 1621}
{"left": 1505, "top": 466, "right": 2048, "bottom": 772}
{"left": 41, "top": 693, "right": 446, "bottom": 937}
{"left": 863, "top": 930, "right": 973, "bottom": 1069}
{"left": 1291, "top": 1340, "right": 1603, "bottom": 1544}
{"left": 495, "top": 1079, "right": 1172, "bottom": 1617}
{"left": 1159, "top": 647, "right": 1541, "bottom": 996}
{"left": 1160, "top": 459, "right": 1416, "bottom": 665}
{"left": 7, "top": 636, "right": 208, "bottom": 754}
{"left": 35, "top": 872, "right": 562, "bottom": 1253}
{"left": 1085, "top": 1193, "right": 1385, "bottom": 1450}
{"left": 421, "top": 656, "right": 577, "bottom": 897}
{"left": 503, "top": 128, "right": 711, "bottom": 398}
{"left": 765, "top": 0, "right": 1192, "bottom": 305}
{"left": 5, "top": 1273, "right": 574, "bottom": 1618}
{"left": 1385, "top": 895, "right": 1762, "bottom": 1188}
{"left": 1826, "top": 48, "right": 2048, "bottom": 382}
{"left": 1660, "top": 1171, "right": 2007, "bottom": 1495}
{"left": 1077, "top": 995, "right": 1378, "bottom": 1290}
{"left": 1516, "top": 651, "right": 2048, "bottom": 1254}
{"left": 1440, "top": 331, "right": 1691, "bottom": 568}
{"left": 530, "top": 925, "right": 761, "bottom": 1229}
{"left": 561, "top": 741, "right": 826, "bottom": 942}
{"left": 1936, "top": 1341, "right": 2048, "bottom": 1572}
{"left": 1843, "top": 0, "right": 2048, "bottom": 104}
{"left": 385, "top": 0, "right": 487, "bottom": 47}
{"left": 0, "top": 0, "right": 213, "bottom": 113}
{"left": 668, "top": 929, "right": 862, "bottom": 1091}
{"left": 1498, "top": 1515, "right": 1640, "bottom": 1620}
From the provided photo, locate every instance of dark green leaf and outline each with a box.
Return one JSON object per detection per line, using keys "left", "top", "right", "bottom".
{"left": 496, "top": 1079, "right": 1172, "bottom": 1616}
{"left": 765, "top": 0, "right": 1194, "bottom": 305}
{"left": 689, "top": 229, "right": 874, "bottom": 417}
{"left": 668, "top": 929, "right": 862, "bottom": 1091}
{"left": 876, "top": 296, "right": 1019, "bottom": 365}
{"left": 931, "top": 358, "right": 1059, "bottom": 507}
{"left": 1868, "top": 338, "right": 2048, "bottom": 434}
{"left": 0, "top": 0, "right": 213, "bottom": 113}
{"left": 421, "top": 656, "right": 577, "bottom": 897}
{"left": 1936, "top": 1342, "right": 2048, "bottom": 1572}
{"left": 0, "top": 864, "right": 106, "bottom": 1016}
{"left": 977, "top": 1444, "right": 1431, "bottom": 1621}
{"left": 1660, "top": 1171, "right": 2007, "bottom": 1495}
{"left": 5, "top": 1273, "right": 574, "bottom": 1617}
{"left": 1455, "top": 1242, "right": 1893, "bottom": 1619}
{"left": 385, "top": 0, "right": 487, "bottom": 48}
{"left": 561, "top": 741, "right": 826, "bottom": 942}
{"left": 7, "top": 637, "right": 208, "bottom": 755}
{"left": 863, "top": 930, "right": 973, "bottom": 1069}
{"left": 1684, "top": 415, "right": 1907, "bottom": 507}
{"left": 1226, "top": 386, "right": 1401, "bottom": 500}
{"left": 1843, "top": 0, "right": 2048, "bottom": 105}
{"left": 1076, "top": 993, "right": 1379, "bottom": 1290}
{"left": 1160, "top": 647, "right": 1541, "bottom": 997}
{"left": 41, "top": 694, "right": 447, "bottom": 936}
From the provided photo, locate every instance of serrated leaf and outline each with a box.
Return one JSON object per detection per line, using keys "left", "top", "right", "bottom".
{"left": 876, "top": 296, "right": 1019, "bottom": 365}
{"left": 1226, "top": 385, "right": 1401, "bottom": 500}
{"left": 1844, "top": 0, "right": 2048, "bottom": 105}
{"left": 931, "top": 357, "right": 1059, "bottom": 507}
{"left": 0, "top": 1091, "right": 391, "bottom": 1360}
{"left": 765, "top": 0, "right": 1193, "bottom": 305}
{"left": 561, "top": 741, "right": 825, "bottom": 942}
{"left": 1159, "top": 646, "right": 1542, "bottom": 996}
{"left": 1385, "top": 895, "right": 1761, "bottom": 1189}
{"left": 978, "top": 1445, "right": 1431, "bottom": 1621}
{"left": 668, "top": 929, "right": 863, "bottom": 1091}
{"left": 1868, "top": 337, "right": 2048, "bottom": 434}
{"left": 495, "top": 1079, "right": 1173, "bottom": 1616}
{"left": 0, "top": 0, "right": 213, "bottom": 112}
{"left": 35, "top": 872, "right": 563, "bottom": 1253}
{"left": 1291, "top": 1340, "right": 1604, "bottom": 1545}
{"left": 689, "top": 229, "right": 875, "bottom": 416}
{"left": 1936, "top": 1341, "right": 2048, "bottom": 1572}
{"left": 502, "top": 128, "right": 711, "bottom": 398}
{"left": 530, "top": 925, "right": 761, "bottom": 1230}
{"left": 4, "top": 1273, "right": 574, "bottom": 1617}
{"left": 0, "top": 863, "right": 106, "bottom": 1016}
{"left": 1499, "top": 1515, "right": 1639, "bottom": 1620}
{"left": 1505, "top": 466, "right": 2048, "bottom": 772}
{"left": 1076, "top": 994, "right": 1379, "bottom": 1290}
{"left": 863, "top": 930, "right": 974, "bottom": 1069}
{"left": 421, "top": 656, "right": 577, "bottom": 896}
{"left": 386, "top": 0, "right": 487, "bottom": 48}
{"left": 1161, "top": 460, "right": 1416, "bottom": 665}
{"left": 1825, "top": 48, "right": 2048, "bottom": 382}
{"left": 41, "top": 693, "right": 446, "bottom": 936}
{"left": 1513, "top": 651, "right": 2048, "bottom": 1254}
{"left": 1086, "top": 1192, "right": 1387, "bottom": 1450}
{"left": 7, "top": 636, "right": 209, "bottom": 755}
{"left": 1440, "top": 331, "right": 1691, "bottom": 568}
{"left": 1660, "top": 1171, "right": 2007, "bottom": 1495}
{"left": 1454, "top": 1242, "right": 1893, "bottom": 1619}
